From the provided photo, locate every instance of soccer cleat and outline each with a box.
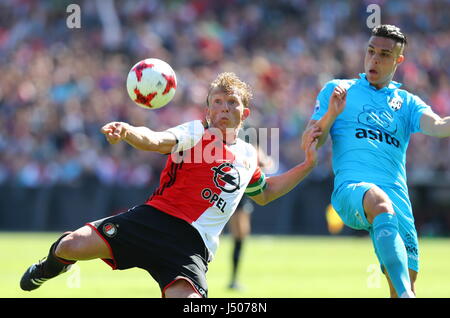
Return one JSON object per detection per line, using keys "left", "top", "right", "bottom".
{"left": 20, "top": 258, "right": 72, "bottom": 291}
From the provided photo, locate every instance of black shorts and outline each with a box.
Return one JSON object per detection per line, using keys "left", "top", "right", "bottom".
{"left": 87, "top": 204, "right": 209, "bottom": 298}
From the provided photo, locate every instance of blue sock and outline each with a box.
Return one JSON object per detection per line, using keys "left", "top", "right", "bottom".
{"left": 372, "top": 213, "right": 411, "bottom": 297}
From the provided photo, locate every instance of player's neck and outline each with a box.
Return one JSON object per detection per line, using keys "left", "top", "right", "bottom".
{"left": 368, "top": 72, "right": 396, "bottom": 90}
{"left": 372, "top": 83, "right": 386, "bottom": 90}
{"left": 370, "top": 78, "right": 392, "bottom": 90}
{"left": 206, "top": 125, "right": 239, "bottom": 145}
{"left": 219, "top": 128, "right": 239, "bottom": 145}
{"left": 223, "top": 129, "right": 238, "bottom": 145}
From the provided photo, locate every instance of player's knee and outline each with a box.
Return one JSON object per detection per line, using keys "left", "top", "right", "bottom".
{"left": 363, "top": 186, "right": 395, "bottom": 223}
{"left": 164, "top": 279, "right": 202, "bottom": 298}
{"left": 54, "top": 232, "right": 82, "bottom": 259}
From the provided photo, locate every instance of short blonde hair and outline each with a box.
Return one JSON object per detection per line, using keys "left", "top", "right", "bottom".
{"left": 207, "top": 72, "right": 253, "bottom": 108}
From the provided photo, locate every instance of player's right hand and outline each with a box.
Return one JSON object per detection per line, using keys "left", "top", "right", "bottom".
{"left": 329, "top": 85, "right": 347, "bottom": 117}
{"left": 101, "top": 122, "right": 129, "bottom": 144}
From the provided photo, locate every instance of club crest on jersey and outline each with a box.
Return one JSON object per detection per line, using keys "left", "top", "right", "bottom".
{"left": 388, "top": 94, "right": 403, "bottom": 112}
{"left": 103, "top": 223, "right": 118, "bottom": 238}
{"left": 211, "top": 162, "right": 240, "bottom": 193}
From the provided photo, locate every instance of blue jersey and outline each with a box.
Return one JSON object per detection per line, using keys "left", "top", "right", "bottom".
{"left": 311, "top": 73, "right": 434, "bottom": 193}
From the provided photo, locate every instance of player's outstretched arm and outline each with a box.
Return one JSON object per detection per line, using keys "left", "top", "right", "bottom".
{"left": 101, "top": 122, "right": 177, "bottom": 153}
{"left": 302, "top": 85, "right": 347, "bottom": 150}
{"left": 420, "top": 112, "right": 450, "bottom": 138}
{"left": 250, "top": 127, "right": 320, "bottom": 206}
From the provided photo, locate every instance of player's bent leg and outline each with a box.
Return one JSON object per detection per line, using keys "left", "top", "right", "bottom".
{"left": 363, "top": 186, "right": 395, "bottom": 222}
{"left": 55, "top": 225, "right": 111, "bottom": 261}
{"left": 164, "top": 278, "right": 202, "bottom": 298}
{"left": 20, "top": 225, "right": 111, "bottom": 291}
{"left": 363, "top": 186, "right": 414, "bottom": 298}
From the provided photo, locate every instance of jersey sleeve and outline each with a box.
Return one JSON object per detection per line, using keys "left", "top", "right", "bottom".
{"left": 165, "top": 120, "right": 205, "bottom": 152}
{"left": 310, "top": 80, "right": 340, "bottom": 121}
{"left": 244, "top": 166, "right": 267, "bottom": 196}
{"left": 408, "top": 93, "right": 434, "bottom": 134}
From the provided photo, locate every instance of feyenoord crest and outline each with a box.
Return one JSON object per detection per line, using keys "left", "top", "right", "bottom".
{"left": 388, "top": 94, "right": 403, "bottom": 111}
{"left": 103, "top": 223, "right": 118, "bottom": 238}
{"left": 211, "top": 163, "right": 240, "bottom": 193}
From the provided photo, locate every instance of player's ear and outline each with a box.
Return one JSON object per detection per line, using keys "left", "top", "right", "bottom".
{"left": 242, "top": 107, "right": 250, "bottom": 121}
{"left": 396, "top": 54, "right": 405, "bottom": 65}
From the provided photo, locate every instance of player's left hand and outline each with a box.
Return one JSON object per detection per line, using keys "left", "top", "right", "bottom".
{"left": 303, "top": 126, "right": 321, "bottom": 167}
{"left": 301, "top": 125, "right": 322, "bottom": 151}
{"left": 305, "top": 138, "right": 319, "bottom": 168}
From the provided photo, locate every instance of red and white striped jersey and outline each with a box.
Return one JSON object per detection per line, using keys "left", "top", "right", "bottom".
{"left": 146, "top": 120, "right": 266, "bottom": 261}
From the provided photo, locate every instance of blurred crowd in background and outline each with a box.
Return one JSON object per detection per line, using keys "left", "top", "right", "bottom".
{"left": 0, "top": 0, "right": 449, "bottom": 189}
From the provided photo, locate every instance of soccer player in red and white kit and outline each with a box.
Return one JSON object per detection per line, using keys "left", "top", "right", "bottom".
{"left": 20, "top": 72, "right": 321, "bottom": 298}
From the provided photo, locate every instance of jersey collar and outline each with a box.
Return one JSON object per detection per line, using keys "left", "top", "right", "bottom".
{"left": 358, "top": 73, "right": 402, "bottom": 94}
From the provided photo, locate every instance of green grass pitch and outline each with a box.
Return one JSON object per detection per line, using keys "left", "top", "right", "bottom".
{"left": 2, "top": 232, "right": 450, "bottom": 298}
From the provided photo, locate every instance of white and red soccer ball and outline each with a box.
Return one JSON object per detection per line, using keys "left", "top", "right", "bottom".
{"left": 126, "top": 58, "right": 177, "bottom": 109}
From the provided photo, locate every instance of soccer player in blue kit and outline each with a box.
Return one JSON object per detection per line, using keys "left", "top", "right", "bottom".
{"left": 303, "top": 24, "right": 450, "bottom": 298}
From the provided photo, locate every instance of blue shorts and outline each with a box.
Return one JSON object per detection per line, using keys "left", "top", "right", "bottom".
{"left": 331, "top": 182, "right": 419, "bottom": 272}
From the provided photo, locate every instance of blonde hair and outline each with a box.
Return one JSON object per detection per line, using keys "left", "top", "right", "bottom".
{"left": 207, "top": 72, "right": 253, "bottom": 108}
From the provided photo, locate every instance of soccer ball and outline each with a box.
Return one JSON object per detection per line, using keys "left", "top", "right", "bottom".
{"left": 126, "top": 58, "right": 177, "bottom": 109}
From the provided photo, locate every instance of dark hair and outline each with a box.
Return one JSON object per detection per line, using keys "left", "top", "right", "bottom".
{"left": 372, "top": 24, "right": 407, "bottom": 47}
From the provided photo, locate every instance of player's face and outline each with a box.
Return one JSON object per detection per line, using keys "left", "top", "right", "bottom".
{"left": 206, "top": 87, "right": 250, "bottom": 133}
{"left": 364, "top": 36, "right": 404, "bottom": 89}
